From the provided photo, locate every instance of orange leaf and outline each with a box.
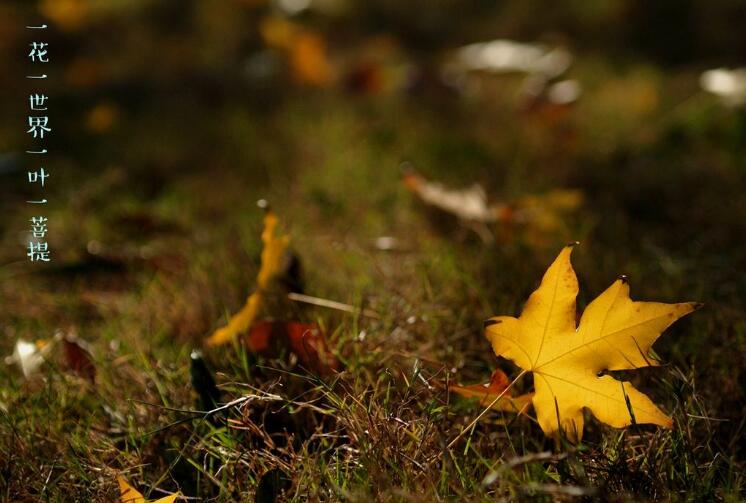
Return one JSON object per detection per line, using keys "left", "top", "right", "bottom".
{"left": 246, "top": 321, "right": 340, "bottom": 376}
{"left": 62, "top": 333, "right": 95, "bottom": 382}
{"left": 450, "top": 369, "right": 533, "bottom": 414}
{"left": 260, "top": 16, "right": 334, "bottom": 87}
{"left": 290, "top": 33, "right": 334, "bottom": 87}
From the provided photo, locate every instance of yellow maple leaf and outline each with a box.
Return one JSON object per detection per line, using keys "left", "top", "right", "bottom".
{"left": 206, "top": 209, "right": 290, "bottom": 346}
{"left": 485, "top": 244, "right": 700, "bottom": 442}
{"left": 118, "top": 476, "right": 179, "bottom": 503}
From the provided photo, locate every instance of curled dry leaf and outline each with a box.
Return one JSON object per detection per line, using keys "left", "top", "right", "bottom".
{"left": 207, "top": 208, "right": 290, "bottom": 346}
{"left": 404, "top": 170, "right": 496, "bottom": 223}
{"left": 450, "top": 368, "right": 533, "bottom": 414}
{"left": 117, "top": 475, "right": 179, "bottom": 503}
{"left": 247, "top": 321, "right": 340, "bottom": 376}
{"left": 485, "top": 244, "right": 700, "bottom": 442}
{"left": 61, "top": 332, "right": 96, "bottom": 382}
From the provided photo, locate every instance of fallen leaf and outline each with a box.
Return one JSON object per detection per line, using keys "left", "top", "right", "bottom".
{"left": 404, "top": 170, "right": 496, "bottom": 223}
{"left": 5, "top": 338, "right": 54, "bottom": 378}
{"left": 404, "top": 169, "right": 582, "bottom": 237}
{"left": 450, "top": 368, "right": 533, "bottom": 414}
{"left": 484, "top": 244, "right": 700, "bottom": 442}
{"left": 260, "top": 16, "right": 334, "bottom": 87}
{"left": 290, "top": 32, "right": 334, "bottom": 87}
{"left": 206, "top": 208, "right": 290, "bottom": 346}
{"left": 118, "top": 476, "right": 179, "bottom": 503}
{"left": 247, "top": 321, "right": 340, "bottom": 375}
{"left": 61, "top": 333, "right": 96, "bottom": 382}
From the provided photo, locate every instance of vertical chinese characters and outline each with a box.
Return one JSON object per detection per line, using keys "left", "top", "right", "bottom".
{"left": 26, "top": 23, "right": 51, "bottom": 262}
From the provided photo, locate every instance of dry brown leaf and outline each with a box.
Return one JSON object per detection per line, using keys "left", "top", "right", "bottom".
{"left": 247, "top": 321, "right": 340, "bottom": 375}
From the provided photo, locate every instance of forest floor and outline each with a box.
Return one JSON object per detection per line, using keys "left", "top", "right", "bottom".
{"left": 1, "top": 19, "right": 745, "bottom": 501}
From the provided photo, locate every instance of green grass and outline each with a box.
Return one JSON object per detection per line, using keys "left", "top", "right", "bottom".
{"left": 1, "top": 9, "right": 745, "bottom": 500}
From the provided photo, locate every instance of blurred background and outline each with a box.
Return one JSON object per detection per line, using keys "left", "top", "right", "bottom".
{"left": 2, "top": 0, "right": 743, "bottom": 319}
{"left": 0, "top": 2, "right": 743, "bottom": 241}
{"left": 0, "top": 0, "right": 744, "bottom": 499}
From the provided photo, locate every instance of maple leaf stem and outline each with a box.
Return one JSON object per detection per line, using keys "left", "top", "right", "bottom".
{"left": 446, "top": 369, "right": 528, "bottom": 451}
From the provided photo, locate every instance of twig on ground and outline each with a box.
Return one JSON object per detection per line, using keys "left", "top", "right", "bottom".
{"left": 482, "top": 451, "right": 568, "bottom": 486}
{"left": 287, "top": 292, "right": 380, "bottom": 319}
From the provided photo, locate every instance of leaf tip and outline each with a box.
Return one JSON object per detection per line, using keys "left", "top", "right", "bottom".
{"left": 566, "top": 240, "right": 580, "bottom": 248}
{"left": 618, "top": 274, "right": 629, "bottom": 284}
{"left": 483, "top": 318, "right": 501, "bottom": 329}
{"left": 660, "top": 415, "right": 674, "bottom": 429}
{"left": 257, "top": 198, "right": 270, "bottom": 211}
